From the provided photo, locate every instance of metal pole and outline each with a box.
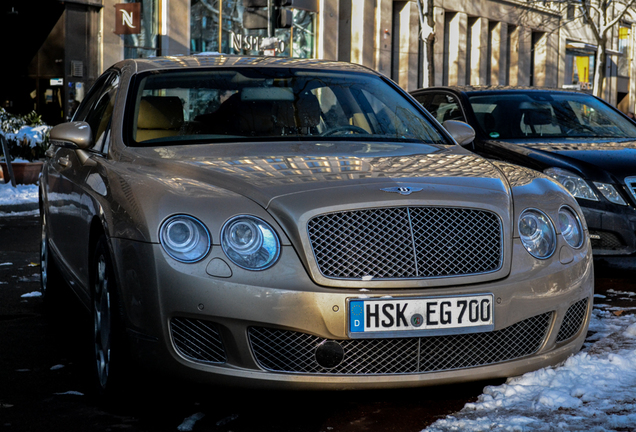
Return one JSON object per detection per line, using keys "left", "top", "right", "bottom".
{"left": 267, "top": 0, "right": 274, "bottom": 38}
{"left": 0, "top": 133, "right": 16, "bottom": 187}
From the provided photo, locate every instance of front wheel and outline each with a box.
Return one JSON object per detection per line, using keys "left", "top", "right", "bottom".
{"left": 91, "top": 236, "right": 129, "bottom": 400}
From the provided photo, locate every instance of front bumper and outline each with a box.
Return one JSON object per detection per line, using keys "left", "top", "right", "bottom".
{"left": 581, "top": 204, "right": 636, "bottom": 256}
{"left": 113, "top": 237, "right": 594, "bottom": 390}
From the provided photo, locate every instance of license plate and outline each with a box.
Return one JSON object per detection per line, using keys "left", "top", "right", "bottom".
{"left": 348, "top": 294, "right": 494, "bottom": 338}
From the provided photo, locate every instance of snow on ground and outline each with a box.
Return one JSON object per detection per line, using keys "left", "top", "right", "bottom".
{"left": 0, "top": 182, "right": 38, "bottom": 215}
{"left": 425, "top": 304, "right": 636, "bottom": 432}
{"left": 4, "top": 181, "right": 636, "bottom": 431}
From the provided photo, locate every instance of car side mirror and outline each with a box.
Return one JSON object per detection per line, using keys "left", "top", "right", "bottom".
{"left": 50, "top": 121, "right": 93, "bottom": 150}
{"left": 442, "top": 120, "right": 475, "bottom": 146}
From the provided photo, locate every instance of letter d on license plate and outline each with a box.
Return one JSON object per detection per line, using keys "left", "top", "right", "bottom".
{"left": 348, "top": 294, "right": 494, "bottom": 338}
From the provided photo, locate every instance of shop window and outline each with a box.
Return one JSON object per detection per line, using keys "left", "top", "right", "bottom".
{"left": 123, "top": 0, "right": 159, "bottom": 58}
{"left": 564, "top": 41, "right": 596, "bottom": 90}
{"left": 190, "top": 0, "right": 316, "bottom": 58}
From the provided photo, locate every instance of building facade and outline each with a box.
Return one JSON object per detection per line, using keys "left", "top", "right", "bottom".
{"left": 7, "top": 0, "right": 635, "bottom": 123}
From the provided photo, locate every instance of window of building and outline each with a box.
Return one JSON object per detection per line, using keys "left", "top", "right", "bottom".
{"left": 124, "top": 0, "right": 159, "bottom": 58}
{"left": 564, "top": 41, "right": 596, "bottom": 90}
{"left": 618, "top": 25, "right": 630, "bottom": 78}
{"left": 190, "top": 1, "right": 316, "bottom": 58}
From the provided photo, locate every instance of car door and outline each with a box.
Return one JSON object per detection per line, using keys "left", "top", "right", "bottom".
{"left": 47, "top": 72, "right": 120, "bottom": 291}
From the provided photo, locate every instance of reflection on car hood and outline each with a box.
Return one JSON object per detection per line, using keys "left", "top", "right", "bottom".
{"left": 490, "top": 138, "right": 636, "bottom": 180}
{"left": 138, "top": 141, "right": 510, "bottom": 208}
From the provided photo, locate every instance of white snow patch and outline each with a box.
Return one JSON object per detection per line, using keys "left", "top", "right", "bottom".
{"left": 50, "top": 364, "right": 65, "bottom": 370}
{"left": 54, "top": 391, "right": 84, "bottom": 396}
{"left": 20, "top": 291, "right": 42, "bottom": 298}
{"left": 423, "top": 308, "right": 636, "bottom": 432}
{"left": 177, "top": 412, "right": 205, "bottom": 431}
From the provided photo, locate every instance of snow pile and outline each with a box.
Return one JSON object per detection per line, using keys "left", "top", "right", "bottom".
{"left": 424, "top": 309, "right": 636, "bottom": 432}
{"left": 0, "top": 182, "right": 38, "bottom": 207}
{"left": 4, "top": 125, "right": 50, "bottom": 150}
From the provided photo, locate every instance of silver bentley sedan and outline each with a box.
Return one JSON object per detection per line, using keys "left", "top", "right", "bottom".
{"left": 39, "top": 55, "right": 593, "bottom": 396}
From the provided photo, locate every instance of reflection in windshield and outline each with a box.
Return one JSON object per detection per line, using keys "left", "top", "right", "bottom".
{"left": 468, "top": 92, "right": 636, "bottom": 140}
{"left": 129, "top": 68, "right": 446, "bottom": 146}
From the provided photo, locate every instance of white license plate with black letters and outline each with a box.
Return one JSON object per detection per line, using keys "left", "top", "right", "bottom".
{"left": 348, "top": 294, "right": 494, "bottom": 338}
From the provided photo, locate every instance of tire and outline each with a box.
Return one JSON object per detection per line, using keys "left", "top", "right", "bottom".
{"left": 40, "top": 211, "right": 66, "bottom": 308}
{"left": 91, "top": 236, "right": 130, "bottom": 401}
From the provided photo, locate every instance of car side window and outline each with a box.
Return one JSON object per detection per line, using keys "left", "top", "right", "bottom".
{"left": 73, "top": 72, "right": 120, "bottom": 153}
{"left": 419, "top": 93, "right": 464, "bottom": 124}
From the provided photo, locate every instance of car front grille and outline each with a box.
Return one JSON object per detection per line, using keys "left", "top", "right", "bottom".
{"left": 170, "top": 317, "right": 227, "bottom": 364}
{"left": 556, "top": 298, "right": 589, "bottom": 343}
{"left": 248, "top": 312, "right": 551, "bottom": 375}
{"left": 307, "top": 207, "right": 502, "bottom": 279}
{"left": 589, "top": 230, "right": 625, "bottom": 250}
{"left": 625, "top": 177, "right": 636, "bottom": 204}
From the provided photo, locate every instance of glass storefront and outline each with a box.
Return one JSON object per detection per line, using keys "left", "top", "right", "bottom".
{"left": 123, "top": 0, "right": 159, "bottom": 58}
{"left": 564, "top": 41, "right": 596, "bottom": 90}
{"left": 190, "top": 0, "right": 316, "bottom": 58}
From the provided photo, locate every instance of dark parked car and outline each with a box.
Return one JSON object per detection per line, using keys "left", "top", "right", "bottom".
{"left": 40, "top": 58, "right": 592, "bottom": 397}
{"left": 411, "top": 87, "right": 636, "bottom": 258}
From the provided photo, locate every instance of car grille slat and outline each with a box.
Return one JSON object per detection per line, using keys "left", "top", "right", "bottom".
{"left": 308, "top": 207, "right": 502, "bottom": 280}
{"left": 248, "top": 312, "right": 551, "bottom": 375}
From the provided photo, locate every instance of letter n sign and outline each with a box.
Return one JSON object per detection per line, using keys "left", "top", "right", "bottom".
{"left": 115, "top": 3, "right": 141, "bottom": 35}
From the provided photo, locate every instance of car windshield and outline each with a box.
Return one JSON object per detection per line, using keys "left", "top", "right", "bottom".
{"left": 128, "top": 68, "right": 446, "bottom": 146}
{"left": 467, "top": 92, "right": 636, "bottom": 140}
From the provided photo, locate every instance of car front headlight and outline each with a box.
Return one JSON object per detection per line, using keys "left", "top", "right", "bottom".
{"left": 593, "top": 182, "right": 627, "bottom": 205}
{"left": 544, "top": 168, "right": 598, "bottom": 201}
{"left": 519, "top": 209, "right": 556, "bottom": 259}
{"left": 160, "top": 215, "right": 211, "bottom": 263}
{"left": 221, "top": 215, "right": 280, "bottom": 270}
{"left": 558, "top": 206, "right": 584, "bottom": 248}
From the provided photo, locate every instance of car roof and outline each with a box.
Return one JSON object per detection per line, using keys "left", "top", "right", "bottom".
{"left": 113, "top": 54, "right": 378, "bottom": 75}
{"left": 416, "top": 85, "right": 589, "bottom": 97}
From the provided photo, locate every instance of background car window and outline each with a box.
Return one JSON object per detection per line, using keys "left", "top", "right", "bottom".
{"left": 418, "top": 93, "right": 464, "bottom": 124}
{"left": 128, "top": 69, "right": 447, "bottom": 146}
{"left": 468, "top": 93, "right": 636, "bottom": 139}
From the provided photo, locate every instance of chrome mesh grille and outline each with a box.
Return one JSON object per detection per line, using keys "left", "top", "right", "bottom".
{"left": 170, "top": 317, "right": 227, "bottom": 364}
{"left": 625, "top": 177, "right": 636, "bottom": 204}
{"left": 248, "top": 312, "right": 551, "bottom": 375}
{"left": 556, "top": 298, "right": 589, "bottom": 343}
{"left": 307, "top": 207, "right": 502, "bottom": 279}
{"left": 589, "top": 230, "right": 625, "bottom": 250}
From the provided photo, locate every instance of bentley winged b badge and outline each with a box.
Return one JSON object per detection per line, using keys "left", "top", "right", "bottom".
{"left": 381, "top": 186, "right": 423, "bottom": 196}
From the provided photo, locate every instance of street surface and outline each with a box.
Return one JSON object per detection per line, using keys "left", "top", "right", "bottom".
{"left": 0, "top": 214, "right": 634, "bottom": 432}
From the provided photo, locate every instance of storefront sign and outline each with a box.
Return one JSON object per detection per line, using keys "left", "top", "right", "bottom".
{"left": 230, "top": 32, "right": 286, "bottom": 54}
{"left": 115, "top": 3, "right": 141, "bottom": 35}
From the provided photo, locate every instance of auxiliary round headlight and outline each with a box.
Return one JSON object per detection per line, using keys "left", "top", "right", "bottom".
{"left": 221, "top": 215, "right": 280, "bottom": 270}
{"left": 558, "top": 206, "right": 584, "bottom": 249}
{"left": 160, "top": 215, "right": 211, "bottom": 263}
{"left": 518, "top": 209, "right": 556, "bottom": 259}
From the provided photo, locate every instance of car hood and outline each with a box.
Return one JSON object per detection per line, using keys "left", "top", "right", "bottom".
{"left": 127, "top": 141, "right": 512, "bottom": 209}
{"left": 485, "top": 137, "right": 636, "bottom": 181}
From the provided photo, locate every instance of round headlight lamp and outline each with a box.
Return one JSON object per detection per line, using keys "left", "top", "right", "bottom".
{"left": 518, "top": 209, "right": 556, "bottom": 259}
{"left": 558, "top": 206, "right": 584, "bottom": 249}
{"left": 160, "top": 215, "right": 211, "bottom": 263}
{"left": 221, "top": 215, "right": 280, "bottom": 270}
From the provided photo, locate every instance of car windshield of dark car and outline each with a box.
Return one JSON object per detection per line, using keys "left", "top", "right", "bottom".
{"left": 467, "top": 92, "right": 636, "bottom": 140}
{"left": 128, "top": 68, "right": 446, "bottom": 146}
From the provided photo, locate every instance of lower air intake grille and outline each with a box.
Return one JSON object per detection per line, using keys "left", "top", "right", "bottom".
{"left": 248, "top": 312, "right": 552, "bottom": 375}
{"left": 556, "top": 298, "right": 589, "bottom": 343}
{"left": 170, "top": 317, "right": 227, "bottom": 364}
{"left": 589, "top": 230, "right": 625, "bottom": 250}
